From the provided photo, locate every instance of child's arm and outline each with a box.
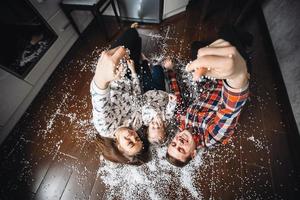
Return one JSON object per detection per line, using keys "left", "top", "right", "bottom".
{"left": 165, "top": 94, "right": 177, "bottom": 122}
{"left": 163, "top": 57, "right": 186, "bottom": 127}
{"left": 166, "top": 70, "right": 185, "bottom": 117}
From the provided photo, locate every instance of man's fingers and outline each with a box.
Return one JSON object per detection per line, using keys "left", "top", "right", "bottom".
{"left": 192, "top": 68, "right": 208, "bottom": 81}
{"left": 204, "top": 69, "right": 223, "bottom": 79}
{"left": 209, "top": 39, "right": 225, "bottom": 46}
{"left": 194, "top": 68, "right": 208, "bottom": 79}
{"left": 208, "top": 39, "right": 231, "bottom": 48}
{"left": 197, "top": 46, "right": 237, "bottom": 58}
{"left": 186, "top": 55, "right": 229, "bottom": 72}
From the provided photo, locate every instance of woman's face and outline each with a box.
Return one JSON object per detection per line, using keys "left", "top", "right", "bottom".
{"left": 115, "top": 127, "right": 143, "bottom": 156}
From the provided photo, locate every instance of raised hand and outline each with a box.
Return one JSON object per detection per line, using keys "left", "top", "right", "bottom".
{"left": 94, "top": 46, "right": 128, "bottom": 89}
{"left": 152, "top": 115, "right": 163, "bottom": 128}
{"left": 162, "top": 57, "right": 174, "bottom": 71}
{"left": 186, "top": 39, "right": 249, "bottom": 89}
{"left": 127, "top": 59, "right": 136, "bottom": 75}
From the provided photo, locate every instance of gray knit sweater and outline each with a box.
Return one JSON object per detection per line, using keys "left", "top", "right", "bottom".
{"left": 90, "top": 75, "right": 176, "bottom": 138}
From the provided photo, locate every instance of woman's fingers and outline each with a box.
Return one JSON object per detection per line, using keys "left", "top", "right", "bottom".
{"left": 127, "top": 59, "right": 134, "bottom": 65}
{"left": 107, "top": 46, "right": 123, "bottom": 56}
{"left": 113, "top": 64, "right": 123, "bottom": 80}
{"left": 111, "top": 46, "right": 127, "bottom": 64}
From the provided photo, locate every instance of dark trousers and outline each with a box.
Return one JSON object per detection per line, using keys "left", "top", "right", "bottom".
{"left": 141, "top": 61, "right": 166, "bottom": 92}
{"left": 111, "top": 28, "right": 166, "bottom": 92}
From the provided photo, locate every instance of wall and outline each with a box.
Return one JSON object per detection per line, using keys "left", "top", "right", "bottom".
{"left": 262, "top": 0, "right": 300, "bottom": 133}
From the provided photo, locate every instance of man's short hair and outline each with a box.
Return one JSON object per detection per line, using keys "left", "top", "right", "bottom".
{"left": 166, "top": 151, "right": 192, "bottom": 167}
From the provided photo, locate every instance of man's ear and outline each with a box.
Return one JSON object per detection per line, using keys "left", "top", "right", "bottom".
{"left": 190, "top": 149, "right": 197, "bottom": 159}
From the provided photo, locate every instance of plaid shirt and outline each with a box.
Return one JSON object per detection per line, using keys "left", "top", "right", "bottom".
{"left": 167, "top": 70, "right": 249, "bottom": 148}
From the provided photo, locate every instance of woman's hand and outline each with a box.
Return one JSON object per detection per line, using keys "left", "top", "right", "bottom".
{"left": 127, "top": 59, "right": 137, "bottom": 75}
{"left": 186, "top": 39, "right": 249, "bottom": 89}
{"left": 94, "top": 46, "right": 128, "bottom": 90}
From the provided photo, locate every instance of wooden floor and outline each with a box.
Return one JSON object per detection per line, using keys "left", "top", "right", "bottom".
{"left": 1, "top": 2, "right": 300, "bottom": 199}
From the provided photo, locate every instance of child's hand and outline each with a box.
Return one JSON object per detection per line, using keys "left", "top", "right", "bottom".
{"left": 127, "top": 59, "right": 136, "bottom": 74}
{"left": 168, "top": 94, "right": 177, "bottom": 103}
{"left": 162, "top": 57, "right": 174, "bottom": 70}
{"left": 152, "top": 115, "right": 163, "bottom": 127}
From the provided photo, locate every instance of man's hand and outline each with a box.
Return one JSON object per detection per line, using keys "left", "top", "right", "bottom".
{"left": 186, "top": 39, "right": 249, "bottom": 89}
{"left": 94, "top": 46, "right": 128, "bottom": 90}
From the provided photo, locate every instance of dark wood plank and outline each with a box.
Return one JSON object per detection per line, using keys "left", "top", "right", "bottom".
{"left": 268, "top": 130, "right": 300, "bottom": 199}
{"left": 34, "top": 153, "right": 75, "bottom": 200}
{"left": 209, "top": 135, "right": 243, "bottom": 199}
{"left": 241, "top": 163, "right": 274, "bottom": 199}
{"left": 60, "top": 141, "right": 101, "bottom": 200}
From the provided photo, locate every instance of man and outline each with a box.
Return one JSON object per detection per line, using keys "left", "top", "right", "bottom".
{"left": 166, "top": 38, "right": 249, "bottom": 167}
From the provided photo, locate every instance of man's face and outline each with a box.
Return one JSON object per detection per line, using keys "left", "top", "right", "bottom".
{"left": 167, "top": 130, "right": 196, "bottom": 162}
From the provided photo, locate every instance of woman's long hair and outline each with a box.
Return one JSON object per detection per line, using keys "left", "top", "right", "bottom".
{"left": 95, "top": 127, "right": 150, "bottom": 166}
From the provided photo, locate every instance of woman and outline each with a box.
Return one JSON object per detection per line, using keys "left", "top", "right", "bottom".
{"left": 95, "top": 127, "right": 150, "bottom": 166}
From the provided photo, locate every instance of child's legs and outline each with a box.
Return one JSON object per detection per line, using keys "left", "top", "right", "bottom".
{"left": 140, "top": 63, "right": 166, "bottom": 93}
{"left": 139, "top": 60, "right": 153, "bottom": 93}
{"left": 151, "top": 65, "right": 166, "bottom": 91}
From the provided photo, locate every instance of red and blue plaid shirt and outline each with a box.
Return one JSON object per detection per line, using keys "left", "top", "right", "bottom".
{"left": 167, "top": 70, "right": 249, "bottom": 148}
